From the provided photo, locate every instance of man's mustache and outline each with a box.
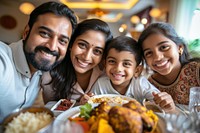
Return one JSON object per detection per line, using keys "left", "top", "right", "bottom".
{"left": 35, "top": 46, "right": 59, "bottom": 57}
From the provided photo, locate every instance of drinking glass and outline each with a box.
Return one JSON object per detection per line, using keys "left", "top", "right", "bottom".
{"left": 189, "top": 87, "right": 200, "bottom": 113}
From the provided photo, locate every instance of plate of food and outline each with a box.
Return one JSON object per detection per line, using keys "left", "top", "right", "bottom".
{"left": 88, "top": 94, "right": 135, "bottom": 105}
{"left": 51, "top": 99, "right": 76, "bottom": 116}
{"left": 54, "top": 100, "right": 167, "bottom": 133}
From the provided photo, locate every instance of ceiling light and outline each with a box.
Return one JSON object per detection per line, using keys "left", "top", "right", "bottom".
{"left": 101, "top": 13, "right": 123, "bottom": 23}
{"left": 149, "top": 8, "right": 161, "bottom": 18}
{"left": 19, "top": 2, "right": 35, "bottom": 15}
{"left": 141, "top": 18, "right": 148, "bottom": 24}
{"left": 135, "top": 23, "right": 144, "bottom": 31}
{"left": 121, "top": 24, "right": 127, "bottom": 30}
{"left": 60, "top": 0, "right": 139, "bottom": 10}
{"left": 87, "top": 8, "right": 110, "bottom": 17}
{"left": 130, "top": 15, "right": 140, "bottom": 24}
{"left": 119, "top": 27, "right": 124, "bottom": 33}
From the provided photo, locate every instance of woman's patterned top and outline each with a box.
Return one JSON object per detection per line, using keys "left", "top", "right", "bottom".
{"left": 148, "top": 61, "right": 200, "bottom": 105}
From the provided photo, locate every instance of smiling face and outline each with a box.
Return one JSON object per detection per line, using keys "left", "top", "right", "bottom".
{"left": 142, "top": 33, "right": 182, "bottom": 76}
{"left": 23, "top": 13, "right": 72, "bottom": 72}
{"left": 70, "top": 30, "right": 106, "bottom": 74}
{"left": 105, "top": 48, "right": 139, "bottom": 88}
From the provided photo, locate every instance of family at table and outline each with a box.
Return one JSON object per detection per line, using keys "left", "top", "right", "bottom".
{"left": 0, "top": 1, "right": 200, "bottom": 124}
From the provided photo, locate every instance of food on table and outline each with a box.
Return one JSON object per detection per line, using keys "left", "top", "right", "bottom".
{"left": 4, "top": 112, "right": 53, "bottom": 133}
{"left": 123, "top": 99, "right": 147, "bottom": 113}
{"left": 123, "top": 100, "right": 158, "bottom": 132}
{"left": 140, "top": 111, "right": 158, "bottom": 132}
{"left": 88, "top": 95, "right": 132, "bottom": 105}
{"left": 145, "top": 104, "right": 163, "bottom": 113}
{"left": 69, "top": 117, "right": 90, "bottom": 133}
{"left": 143, "top": 99, "right": 164, "bottom": 113}
{"left": 69, "top": 100, "right": 159, "bottom": 133}
{"left": 90, "top": 102, "right": 111, "bottom": 116}
{"left": 109, "top": 106, "right": 143, "bottom": 133}
{"left": 97, "top": 118, "right": 114, "bottom": 133}
{"left": 55, "top": 99, "right": 73, "bottom": 111}
{"left": 79, "top": 103, "right": 93, "bottom": 119}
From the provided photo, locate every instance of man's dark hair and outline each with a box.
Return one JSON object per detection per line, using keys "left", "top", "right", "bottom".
{"left": 28, "top": 1, "right": 77, "bottom": 33}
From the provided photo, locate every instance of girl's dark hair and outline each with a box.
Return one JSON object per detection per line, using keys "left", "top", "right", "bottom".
{"left": 28, "top": 1, "right": 77, "bottom": 33}
{"left": 138, "top": 22, "right": 193, "bottom": 66}
{"left": 50, "top": 19, "right": 113, "bottom": 100}
{"left": 105, "top": 36, "right": 142, "bottom": 66}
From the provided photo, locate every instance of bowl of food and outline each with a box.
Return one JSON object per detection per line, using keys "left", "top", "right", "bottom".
{"left": 143, "top": 99, "right": 165, "bottom": 116}
{"left": 51, "top": 99, "right": 76, "bottom": 116}
{"left": 88, "top": 94, "right": 135, "bottom": 105}
{"left": 2, "top": 106, "right": 54, "bottom": 133}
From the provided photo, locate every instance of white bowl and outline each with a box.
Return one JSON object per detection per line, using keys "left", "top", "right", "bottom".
{"left": 51, "top": 99, "right": 76, "bottom": 116}
{"left": 142, "top": 99, "right": 165, "bottom": 116}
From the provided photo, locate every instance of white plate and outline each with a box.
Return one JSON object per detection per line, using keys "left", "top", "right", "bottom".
{"left": 53, "top": 106, "right": 79, "bottom": 126}
{"left": 54, "top": 104, "right": 98, "bottom": 126}
{"left": 54, "top": 103, "right": 167, "bottom": 133}
{"left": 51, "top": 99, "right": 76, "bottom": 116}
{"left": 88, "top": 94, "right": 135, "bottom": 105}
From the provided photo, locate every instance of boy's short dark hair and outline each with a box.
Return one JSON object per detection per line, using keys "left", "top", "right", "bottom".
{"left": 105, "top": 35, "right": 142, "bottom": 66}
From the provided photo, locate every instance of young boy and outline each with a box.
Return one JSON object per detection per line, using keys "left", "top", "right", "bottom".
{"left": 91, "top": 36, "right": 175, "bottom": 112}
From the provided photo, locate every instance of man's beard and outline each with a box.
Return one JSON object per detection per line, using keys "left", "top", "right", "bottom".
{"left": 23, "top": 40, "right": 63, "bottom": 71}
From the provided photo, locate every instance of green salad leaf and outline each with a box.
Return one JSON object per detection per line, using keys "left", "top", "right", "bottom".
{"left": 79, "top": 103, "right": 92, "bottom": 119}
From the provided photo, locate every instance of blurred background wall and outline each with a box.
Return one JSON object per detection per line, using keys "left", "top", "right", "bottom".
{"left": 0, "top": 0, "right": 199, "bottom": 55}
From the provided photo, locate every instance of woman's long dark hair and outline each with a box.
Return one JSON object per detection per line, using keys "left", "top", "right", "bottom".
{"left": 49, "top": 19, "right": 113, "bottom": 100}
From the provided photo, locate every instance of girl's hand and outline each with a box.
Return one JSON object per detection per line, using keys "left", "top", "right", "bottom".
{"left": 152, "top": 92, "right": 176, "bottom": 113}
{"left": 79, "top": 93, "right": 94, "bottom": 105}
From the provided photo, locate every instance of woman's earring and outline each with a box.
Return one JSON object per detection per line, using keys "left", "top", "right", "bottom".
{"left": 179, "top": 48, "right": 183, "bottom": 56}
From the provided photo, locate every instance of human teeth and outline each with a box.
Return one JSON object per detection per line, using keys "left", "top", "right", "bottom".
{"left": 113, "top": 74, "right": 123, "bottom": 78}
{"left": 77, "top": 59, "right": 89, "bottom": 67}
{"left": 156, "top": 60, "right": 167, "bottom": 67}
{"left": 41, "top": 51, "right": 53, "bottom": 57}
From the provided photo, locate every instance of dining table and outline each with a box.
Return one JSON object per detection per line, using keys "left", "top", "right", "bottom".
{"left": 1, "top": 101, "right": 199, "bottom": 133}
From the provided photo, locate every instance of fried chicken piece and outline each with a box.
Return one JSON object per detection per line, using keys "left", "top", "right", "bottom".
{"left": 123, "top": 101, "right": 158, "bottom": 132}
{"left": 140, "top": 112, "right": 154, "bottom": 132}
{"left": 88, "top": 102, "right": 111, "bottom": 133}
{"left": 108, "top": 106, "right": 142, "bottom": 133}
{"left": 90, "top": 102, "right": 111, "bottom": 117}
{"left": 141, "top": 110, "right": 158, "bottom": 133}
{"left": 123, "top": 100, "right": 147, "bottom": 113}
